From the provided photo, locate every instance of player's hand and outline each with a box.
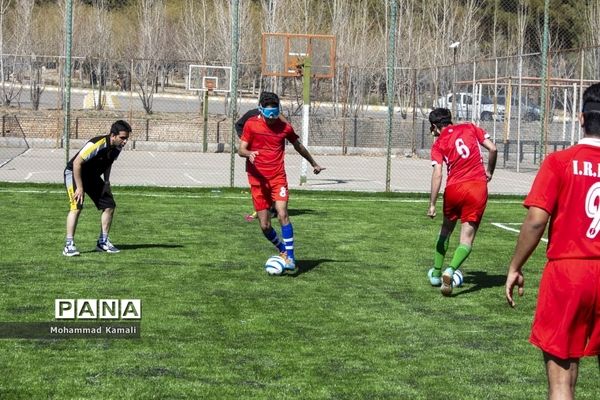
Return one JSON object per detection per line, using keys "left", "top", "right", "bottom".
{"left": 248, "top": 151, "right": 259, "bottom": 164}
{"left": 486, "top": 171, "right": 493, "bottom": 182}
{"left": 427, "top": 205, "right": 436, "bottom": 218}
{"left": 312, "top": 165, "right": 325, "bottom": 174}
{"left": 74, "top": 187, "right": 84, "bottom": 204}
{"left": 505, "top": 269, "right": 524, "bottom": 308}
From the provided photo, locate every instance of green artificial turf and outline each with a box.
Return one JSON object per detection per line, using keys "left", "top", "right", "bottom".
{"left": 0, "top": 183, "right": 598, "bottom": 399}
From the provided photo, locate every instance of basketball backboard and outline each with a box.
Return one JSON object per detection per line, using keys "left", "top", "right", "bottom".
{"left": 261, "top": 33, "right": 335, "bottom": 78}
{"left": 187, "top": 65, "right": 232, "bottom": 92}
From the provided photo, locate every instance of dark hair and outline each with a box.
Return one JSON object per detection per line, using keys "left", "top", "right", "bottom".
{"left": 110, "top": 120, "right": 132, "bottom": 135}
{"left": 429, "top": 108, "right": 453, "bottom": 128}
{"left": 259, "top": 91, "right": 280, "bottom": 107}
{"left": 582, "top": 83, "right": 600, "bottom": 136}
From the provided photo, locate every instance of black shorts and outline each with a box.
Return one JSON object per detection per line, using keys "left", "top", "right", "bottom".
{"left": 64, "top": 169, "right": 116, "bottom": 210}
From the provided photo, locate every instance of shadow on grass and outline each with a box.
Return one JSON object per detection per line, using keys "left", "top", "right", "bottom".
{"left": 108, "top": 243, "right": 184, "bottom": 250}
{"left": 288, "top": 208, "right": 320, "bottom": 217}
{"left": 452, "top": 270, "right": 507, "bottom": 297}
{"left": 74, "top": 243, "right": 184, "bottom": 255}
{"left": 286, "top": 258, "right": 336, "bottom": 277}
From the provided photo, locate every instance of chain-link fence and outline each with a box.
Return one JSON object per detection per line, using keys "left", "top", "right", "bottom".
{"left": 1, "top": 1, "right": 599, "bottom": 194}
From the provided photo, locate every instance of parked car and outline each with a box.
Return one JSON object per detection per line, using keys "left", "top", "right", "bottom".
{"left": 434, "top": 93, "right": 541, "bottom": 122}
{"left": 434, "top": 93, "right": 499, "bottom": 121}
{"left": 495, "top": 96, "right": 541, "bottom": 122}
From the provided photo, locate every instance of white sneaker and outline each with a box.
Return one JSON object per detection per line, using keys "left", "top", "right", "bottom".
{"left": 441, "top": 267, "right": 454, "bottom": 296}
{"left": 96, "top": 239, "right": 120, "bottom": 253}
{"left": 63, "top": 244, "right": 80, "bottom": 257}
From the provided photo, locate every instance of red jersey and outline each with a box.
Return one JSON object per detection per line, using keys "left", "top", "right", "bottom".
{"left": 431, "top": 122, "right": 489, "bottom": 186}
{"left": 241, "top": 115, "right": 299, "bottom": 180}
{"left": 524, "top": 138, "right": 600, "bottom": 260}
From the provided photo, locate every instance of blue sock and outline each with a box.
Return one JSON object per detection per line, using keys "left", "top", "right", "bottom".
{"left": 281, "top": 223, "right": 294, "bottom": 260}
{"left": 99, "top": 233, "right": 108, "bottom": 243}
{"left": 263, "top": 227, "right": 286, "bottom": 253}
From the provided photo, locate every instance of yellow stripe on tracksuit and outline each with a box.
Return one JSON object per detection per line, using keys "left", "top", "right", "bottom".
{"left": 79, "top": 137, "right": 107, "bottom": 162}
{"left": 65, "top": 170, "right": 80, "bottom": 211}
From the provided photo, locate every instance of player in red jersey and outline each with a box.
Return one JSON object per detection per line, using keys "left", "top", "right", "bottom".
{"left": 238, "top": 92, "right": 324, "bottom": 274}
{"left": 235, "top": 92, "right": 285, "bottom": 222}
{"left": 427, "top": 108, "right": 497, "bottom": 295}
{"left": 506, "top": 82, "right": 600, "bottom": 400}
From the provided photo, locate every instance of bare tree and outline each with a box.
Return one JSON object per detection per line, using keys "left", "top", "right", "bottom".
{"left": 1, "top": 0, "right": 36, "bottom": 107}
{"left": 79, "top": 0, "right": 112, "bottom": 110}
{"left": 134, "top": 0, "right": 167, "bottom": 114}
{"left": 584, "top": 0, "right": 600, "bottom": 77}
{"left": 421, "top": 0, "right": 482, "bottom": 98}
{"left": 0, "top": 0, "right": 13, "bottom": 106}
{"left": 177, "top": 0, "right": 209, "bottom": 62}
{"left": 329, "top": 0, "right": 386, "bottom": 116}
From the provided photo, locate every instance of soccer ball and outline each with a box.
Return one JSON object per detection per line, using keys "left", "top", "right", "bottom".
{"left": 453, "top": 269, "right": 464, "bottom": 287}
{"left": 264, "top": 255, "right": 285, "bottom": 276}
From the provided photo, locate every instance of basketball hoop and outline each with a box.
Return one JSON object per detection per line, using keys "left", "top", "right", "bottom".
{"left": 262, "top": 33, "right": 335, "bottom": 79}
{"left": 287, "top": 53, "right": 307, "bottom": 76}
{"left": 187, "top": 66, "right": 231, "bottom": 93}
{"left": 203, "top": 77, "right": 218, "bottom": 93}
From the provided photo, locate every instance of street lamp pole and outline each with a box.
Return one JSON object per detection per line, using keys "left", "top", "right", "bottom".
{"left": 450, "top": 42, "right": 460, "bottom": 119}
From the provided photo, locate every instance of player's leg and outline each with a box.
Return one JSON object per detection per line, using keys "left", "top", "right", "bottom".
{"left": 253, "top": 184, "right": 286, "bottom": 254}
{"left": 451, "top": 180, "right": 488, "bottom": 269}
{"left": 449, "top": 220, "right": 477, "bottom": 270}
{"left": 432, "top": 186, "right": 460, "bottom": 289}
{"left": 90, "top": 179, "right": 119, "bottom": 253}
{"left": 274, "top": 199, "right": 296, "bottom": 272}
{"left": 441, "top": 181, "right": 487, "bottom": 294}
{"left": 271, "top": 179, "right": 296, "bottom": 273}
{"left": 429, "top": 216, "right": 456, "bottom": 286}
{"left": 63, "top": 169, "right": 81, "bottom": 256}
{"left": 96, "top": 207, "right": 119, "bottom": 252}
{"left": 544, "top": 352, "right": 579, "bottom": 400}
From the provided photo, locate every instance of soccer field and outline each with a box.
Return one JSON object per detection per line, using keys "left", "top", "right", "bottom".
{"left": 0, "top": 183, "right": 598, "bottom": 400}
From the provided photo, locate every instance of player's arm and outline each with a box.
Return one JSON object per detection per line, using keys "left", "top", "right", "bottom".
{"left": 505, "top": 206, "right": 549, "bottom": 307}
{"left": 291, "top": 140, "right": 325, "bottom": 174}
{"left": 104, "top": 165, "right": 112, "bottom": 183}
{"left": 481, "top": 138, "right": 497, "bottom": 181}
{"left": 103, "top": 165, "right": 113, "bottom": 193}
{"left": 428, "top": 163, "right": 443, "bottom": 218}
{"left": 72, "top": 155, "right": 85, "bottom": 203}
{"left": 238, "top": 140, "right": 258, "bottom": 163}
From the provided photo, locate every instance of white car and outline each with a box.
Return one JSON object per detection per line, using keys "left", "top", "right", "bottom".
{"left": 434, "top": 93, "right": 500, "bottom": 121}
{"left": 434, "top": 93, "right": 541, "bottom": 122}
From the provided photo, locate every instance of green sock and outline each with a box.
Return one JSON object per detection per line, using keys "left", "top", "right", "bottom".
{"left": 449, "top": 244, "right": 472, "bottom": 271}
{"left": 433, "top": 235, "right": 449, "bottom": 275}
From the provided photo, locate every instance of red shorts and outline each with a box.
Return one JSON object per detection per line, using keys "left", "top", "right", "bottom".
{"left": 530, "top": 259, "right": 600, "bottom": 359}
{"left": 443, "top": 181, "right": 488, "bottom": 224}
{"left": 248, "top": 174, "right": 289, "bottom": 211}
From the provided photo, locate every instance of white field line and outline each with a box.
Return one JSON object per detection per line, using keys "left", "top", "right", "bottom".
{"left": 491, "top": 222, "right": 548, "bottom": 243}
{"left": 0, "top": 187, "right": 524, "bottom": 204}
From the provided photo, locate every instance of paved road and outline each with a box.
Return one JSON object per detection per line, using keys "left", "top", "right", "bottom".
{"left": 0, "top": 147, "right": 535, "bottom": 195}
{"left": 15, "top": 86, "right": 393, "bottom": 118}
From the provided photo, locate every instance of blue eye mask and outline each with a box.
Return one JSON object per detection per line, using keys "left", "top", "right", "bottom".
{"left": 259, "top": 106, "right": 280, "bottom": 119}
